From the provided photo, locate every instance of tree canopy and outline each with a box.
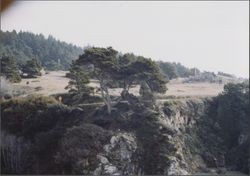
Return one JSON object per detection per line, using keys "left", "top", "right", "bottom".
{"left": 158, "top": 61, "right": 178, "bottom": 80}
{"left": 157, "top": 61, "right": 201, "bottom": 79}
{"left": 0, "top": 30, "right": 83, "bottom": 70}
{"left": 68, "top": 46, "right": 168, "bottom": 114}
{"left": 65, "top": 60, "right": 93, "bottom": 95}
{"left": 21, "top": 58, "right": 42, "bottom": 78}
{"left": 213, "top": 82, "right": 249, "bottom": 149}
{"left": 0, "top": 55, "right": 21, "bottom": 83}
{"left": 75, "top": 47, "right": 119, "bottom": 114}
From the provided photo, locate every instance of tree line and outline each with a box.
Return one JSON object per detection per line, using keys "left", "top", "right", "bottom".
{"left": 157, "top": 61, "right": 201, "bottom": 80}
{"left": 1, "top": 56, "right": 43, "bottom": 82}
{"left": 208, "top": 81, "right": 249, "bottom": 173}
{"left": 0, "top": 30, "right": 83, "bottom": 70}
{"left": 1, "top": 30, "right": 221, "bottom": 84}
{"left": 1, "top": 30, "right": 237, "bottom": 83}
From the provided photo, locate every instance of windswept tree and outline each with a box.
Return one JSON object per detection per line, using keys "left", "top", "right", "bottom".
{"left": 133, "top": 56, "right": 167, "bottom": 94}
{"left": 116, "top": 55, "right": 168, "bottom": 95}
{"left": 71, "top": 47, "right": 168, "bottom": 114}
{"left": 114, "top": 53, "right": 137, "bottom": 92}
{"left": 0, "top": 55, "right": 21, "bottom": 83}
{"left": 76, "top": 47, "right": 118, "bottom": 114}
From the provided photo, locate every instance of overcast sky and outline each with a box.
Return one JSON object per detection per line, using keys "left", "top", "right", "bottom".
{"left": 1, "top": 1, "right": 249, "bottom": 78}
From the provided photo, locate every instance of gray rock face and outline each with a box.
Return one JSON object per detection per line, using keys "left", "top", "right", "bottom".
{"left": 167, "top": 156, "right": 189, "bottom": 175}
{"left": 94, "top": 132, "right": 138, "bottom": 175}
{"left": 2, "top": 96, "right": 247, "bottom": 175}
{"left": 159, "top": 99, "right": 210, "bottom": 174}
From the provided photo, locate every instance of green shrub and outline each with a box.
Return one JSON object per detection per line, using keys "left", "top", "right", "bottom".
{"left": 162, "top": 100, "right": 182, "bottom": 116}
{"left": 0, "top": 56, "right": 21, "bottom": 83}
{"left": 21, "top": 58, "right": 42, "bottom": 77}
{"left": 54, "top": 124, "right": 111, "bottom": 174}
{"left": 1, "top": 95, "right": 59, "bottom": 135}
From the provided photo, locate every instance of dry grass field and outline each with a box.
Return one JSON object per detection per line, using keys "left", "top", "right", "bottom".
{"left": 13, "top": 71, "right": 225, "bottom": 97}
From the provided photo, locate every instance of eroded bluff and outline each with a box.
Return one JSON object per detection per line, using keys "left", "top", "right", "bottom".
{"left": 1, "top": 96, "right": 249, "bottom": 175}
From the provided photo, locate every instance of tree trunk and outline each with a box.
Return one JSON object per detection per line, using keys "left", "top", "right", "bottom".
{"left": 100, "top": 80, "right": 112, "bottom": 114}
{"left": 106, "top": 100, "right": 111, "bottom": 114}
{"left": 106, "top": 89, "right": 112, "bottom": 114}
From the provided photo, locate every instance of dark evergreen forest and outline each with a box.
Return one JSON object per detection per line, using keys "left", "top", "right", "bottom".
{"left": 0, "top": 30, "right": 83, "bottom": 70}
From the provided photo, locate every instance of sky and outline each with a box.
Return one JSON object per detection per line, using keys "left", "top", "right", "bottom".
{"left": 1, "top": 1, "right": 249, "bottom": 78}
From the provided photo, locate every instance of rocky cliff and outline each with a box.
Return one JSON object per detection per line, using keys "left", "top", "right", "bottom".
{"left": 1, "top": 95, "right": 249, "bottom": 175}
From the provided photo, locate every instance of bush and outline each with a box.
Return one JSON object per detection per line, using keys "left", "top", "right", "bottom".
{"left": 162, "top": 100, "right": 182, "bottom": 116}
{"left": 1, "top": 95, "right": 59, "bottom": 135}
{"left": 21, "top": 58, "right": 42, "bottom": 78}
{"left": 0, "top": 56, "right": 21, "bottom": 83}
{"left": 54, "top": 124, "right": 112, "bottom": 174}
{"left": 206, "top": 82, "right": 249, "bottom": 174}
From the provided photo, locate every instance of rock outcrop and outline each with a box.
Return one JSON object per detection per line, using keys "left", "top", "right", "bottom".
{"left": 1, "top": 95, "right": 249, "bottom": 175}
{"left": 94, "top": 133, "right": 138, "bottom": 175}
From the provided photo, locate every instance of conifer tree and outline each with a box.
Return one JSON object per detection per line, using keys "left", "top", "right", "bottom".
{"left": 1, "top": 55, "right": 21, "bottom": 83}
